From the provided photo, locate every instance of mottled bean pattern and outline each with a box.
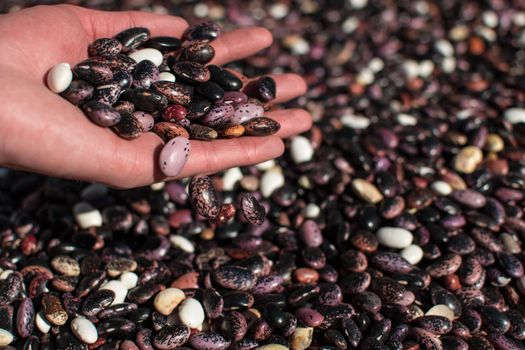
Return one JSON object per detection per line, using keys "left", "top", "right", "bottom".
{"left": 1, "top": 0, "right": 525, "bottom": 349}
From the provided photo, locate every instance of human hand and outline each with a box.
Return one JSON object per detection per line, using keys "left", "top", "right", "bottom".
{"left": 0, "top": 5, "right": 311, "bottom": 188}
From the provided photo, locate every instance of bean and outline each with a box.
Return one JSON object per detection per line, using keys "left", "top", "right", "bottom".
{"left": 189, "top": 332, "right": 230, "bottom": 350}
{"left": 184, "top": 22, "right": 221, "bottom": 42}
{"left": 115, "top": 27, "right": 150, "bottom": 52}
{"left": 81, "top": 290, "right": 115, "bottom": 317}
{"left": 5, "top": 3, "right": 525, "bottom": 349}
{"left": 212, "top": 266, "right": 256, "bottom": 291}
{"left": 189, "top": 176, "right": 220, "bottom": 219}
{"left": 16, "top": 298, "right": 34, "bottom": 338}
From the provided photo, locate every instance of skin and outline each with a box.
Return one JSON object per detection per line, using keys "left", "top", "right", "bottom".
{"left": 0, "top": 5, "right": 311, "bottom": 188}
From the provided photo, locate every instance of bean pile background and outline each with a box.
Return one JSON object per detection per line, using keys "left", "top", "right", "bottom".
{"left": 2, "top": 0, "right": 525, "bottom": 350}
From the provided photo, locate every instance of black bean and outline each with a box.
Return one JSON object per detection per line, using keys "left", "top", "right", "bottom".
{"left": 172, "top": 61, "right": 210, "bottom": 83}
{"left": 81, "top": 289, "right": 115, "bottom": 317}
{"left": 97, "top": 302, "right": 137, "bottom": 319}
{"left": 132, "top": 60, "right": 159, "bottom": 89}
{"left": 115, "top": 27, "right": 150, "bottom": 52}
{"left": 121, "top": 88, "right": 168, "bottom": 113}
{"left": 196, "top": 81, "right": 225, "bottom": 101}
{"left": 254, "top": 76, "right": 276, "bottom": 102}
{"left": 209, "top": 65, "right": 242, "bottom": 91}
{"left": 212, "top": 266, "right": 255, "bottom": 291}
{"left": 480, "top": 306, "right": 511, "bottom": 334}
{"left": 112, "top": 111, "right": 143, "bottom": 139}
{"left": 96, "top": 316, "right": 136, "bottom": 338}
{"left": 184, "top": 22, "right": 221, "bottom": 42}
{"left": 145, "top": 36, "right": 182, "bottom": 52}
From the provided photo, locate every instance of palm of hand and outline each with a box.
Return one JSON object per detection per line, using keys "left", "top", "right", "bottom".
{"left": 0, "top": 5, "right": 311, "bottom": 188}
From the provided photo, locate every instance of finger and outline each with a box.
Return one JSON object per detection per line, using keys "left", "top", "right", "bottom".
{"left": 265, "top": 109, "right": 313, "bottom": 139}
{"left": 210, "top": 27, "right": 273, "bottom": 65}
{"left": 63, "top": 5, "right": 189, "bottom": 41}
{"left": 82, "top": 132, "right": 284, "bottom": 188}
{"left": 74, "top": 132, "right": 285, "bottom": 188}
{"left": 103, "top": 133, "right": 285, "bottom": 187}
{"left": 175, "top": 136, "right": 284, "bottom": 180}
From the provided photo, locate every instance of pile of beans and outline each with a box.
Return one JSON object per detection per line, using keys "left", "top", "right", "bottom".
{"left": 46, "top": 23, "right": 279, "bottom": 177}
{"left": 2, "top": 0, "right": 525, "bottom": 350}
